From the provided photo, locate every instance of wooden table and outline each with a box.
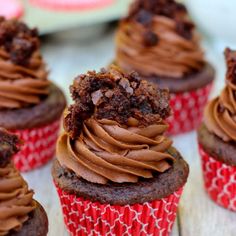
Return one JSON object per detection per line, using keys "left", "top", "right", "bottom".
{"left": 22, "top": 28, "right": 236, "bottom": 236}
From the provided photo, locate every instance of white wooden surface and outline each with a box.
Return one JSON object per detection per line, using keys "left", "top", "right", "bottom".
{"left": 22, "top": 27, "right": 236, "bottom": 236}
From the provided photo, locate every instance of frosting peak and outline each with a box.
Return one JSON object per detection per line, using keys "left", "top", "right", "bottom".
{"left": 58, "top": 67, "right": 176, "bottom": 184}
{"left": 115, "top": 0, "right": 205, "bottom": 78}
{"left": 0, "top": 18, "right": 50, "bottom": 109}
{"left": 204, "top": 48, "right": 236, "bottom": 142}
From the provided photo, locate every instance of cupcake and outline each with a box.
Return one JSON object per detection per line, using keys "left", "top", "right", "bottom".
{"left": 0, "top": 18, "right": 66, "bottom": 172}
{"left": 0, "top": 0, "right": 23, "bottom": 19}
{"left": 198, "top": 48, "right": 236, "bottom": 211}
{"left": 52, "top": 67, "right": 189, "bottom": 236}
{"left": 29, "top": 0, "right": 115, "bottom": 11}
{"left": 0, "top": 128, "right": 48, "bottom": 235}
{"left": 115, "top": 0, "right": 215, "bottom": 135}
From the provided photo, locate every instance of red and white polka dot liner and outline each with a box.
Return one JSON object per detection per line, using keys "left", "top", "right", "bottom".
{"left": 55, "top": 185, "right": 183, "bottom": 236}
{"left": 199, "top": 145, "right": 236, "bottom": 211}
{"left": 11, "top": 119, "right": 60, "bottom": 172}
{"left": 0, "top": 0, "right": 23, "bottom": 19}
{"left": 167, "top": 83, "right": 213, "bottom": 135}
{"left": 29, "top": 0, "right": 115, "bottom": 11}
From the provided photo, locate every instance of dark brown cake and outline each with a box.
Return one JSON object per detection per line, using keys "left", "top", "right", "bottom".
{"left": 143, "top": 63, "right": 215, "bottom": 93}
{"left": 52, "top": 147, "right": 188, "bottom": 205}
{"left": 198, "top": 124, "right": 236, "bottom": 166}
{"left": 0, "top": 83, "right": 66, "bottom": 130}
{"left": 11, "top": 201, "right": 48, "bottom": 236}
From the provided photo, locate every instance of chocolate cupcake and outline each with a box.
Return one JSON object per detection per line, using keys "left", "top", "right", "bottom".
{"left": 52, "top": 67, "right": 189, "bottom": 236}
{"left": 198, "top": 48, "right": 236, "bottom": 211}
{"left": 0, "top": 17, "right": 66, "bottom": 171}
{"left": 0, "top": 129, "right": 48, "bottom": 235}
{"left": 114, "top": 0, "right": 215, "bottom": 135}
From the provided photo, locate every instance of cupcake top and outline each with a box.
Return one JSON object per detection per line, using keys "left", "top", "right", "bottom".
{"left": 57, "top": 66, "right": 176, "bottom": 185}
{"left": 0, "top": 129, "right": 35, "bottom": 235}
{"left": 115, "top": 0, "right": 205, "bottom": 78}
{"left": 204, "top": 48, "right": 236, "bottom": 142}
{"left": 0, "top": 17, "right": 50, "bottom": 110}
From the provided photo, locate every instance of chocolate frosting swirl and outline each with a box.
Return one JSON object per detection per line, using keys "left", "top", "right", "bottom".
{"left": 0, "top": 163, "right": 35, "bottom": 236}
{"left": 0, "top": 18, "right": 50, "bottom": 109}
{"left": 204, "top": 48, "right": 236, "bottom": 142}
{"left": 57, "top": 118, "right": 174, "bottom": 184}
{"left": 115, "top": 2, "right": 205, "bottom": 78}
{"left": 0, "top": 129, "right": 35, "bottom": 235}
{"left": 0, "top": 49, "right": 49, "bottom": 109}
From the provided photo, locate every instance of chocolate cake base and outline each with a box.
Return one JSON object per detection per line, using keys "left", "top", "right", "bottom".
{"left": 0, "top": 83, "right": 66, "bottom": 130}
{"left": 198, "top": 124, "right": 236, "bottom": 166}
{"left": 140, "top": 63, "right": 215, "bottom": 93}
{"left": 52, "top": 147, "right": 189, "bottom": 205}
{"left": 10, "top": 201, "right": 48, "bottom": 236}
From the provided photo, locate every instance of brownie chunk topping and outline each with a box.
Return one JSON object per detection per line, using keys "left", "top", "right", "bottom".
{"left": 128, "top": 0, "right": 194, "bottom": 39}
{"left": 225, "top": 48, "right": 236, "bottom": 84}
{"left": 0, "top": 17, "right": 39, "bottom": 65}
{"left": 0, "top": 129, "right": 20, "bottom": 167}
{"left": 65, "top": 66, "right": 171, "bottom": 139}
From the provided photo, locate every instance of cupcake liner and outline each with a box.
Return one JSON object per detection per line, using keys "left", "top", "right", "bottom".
{"left": 167, "top": 83, "right": 213, "bottom": 135}
{"left": 29, "top": 0, "right": 115, "bottom": 11}
{"left": 0, "top": 0, "right": 23, "bottom": 19}
{"left": 11, "top": 119, "right": 60, "bottom": 172}
{"left": 199, "top": 145, "right": 236, "bottom": 211}
{"left": 55, "top": 184, "right": 183, "bottom": 236}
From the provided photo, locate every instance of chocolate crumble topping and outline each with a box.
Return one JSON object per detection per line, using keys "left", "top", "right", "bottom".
{"left": 127, "top": 0, "right": 195, "bottom": 40}
{"left": 143, "top": 30, "right": 159, "bottom": 47}
{"left": 0, "top": 17, "right": 39, "bottom": 65}
{"left": 225, "top": 48, "right": 236, "bottom": 84}
{"left": 65, "top": 66, "right": 171, "bottom": 139}
{"left": 0, "top": 129, "right": 21, "bottom": 167}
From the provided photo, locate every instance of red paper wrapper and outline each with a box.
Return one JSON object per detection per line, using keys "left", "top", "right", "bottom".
{"left": 167, "top": 83, "right": 213, "bottom": 135}
{"left": 55, "top": 185, "right": 183, "bottom": 236}
{"left": 11, "top": 119, "right": 60, "bottom": 172}
{"left": 29, "top": 0, "right": 115, "bottom": 11}
{"left": 199, "top": 145, "right": 236, "bottom": 211}
{"left": 0, "top": 0, "right": 23, "bottom": 19}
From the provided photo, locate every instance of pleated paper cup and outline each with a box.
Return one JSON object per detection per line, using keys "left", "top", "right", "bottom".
{"left": 11, "top": 119, "right": 60, "bottom": 172}
{"left": 55, "top": 184, "right": 183, "bottom": 236}
{"left": 167, "top": 83, "right": 213, "bottom": 135}
{"left": 199, "top": 145, "right": 236, "bottom": 211}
